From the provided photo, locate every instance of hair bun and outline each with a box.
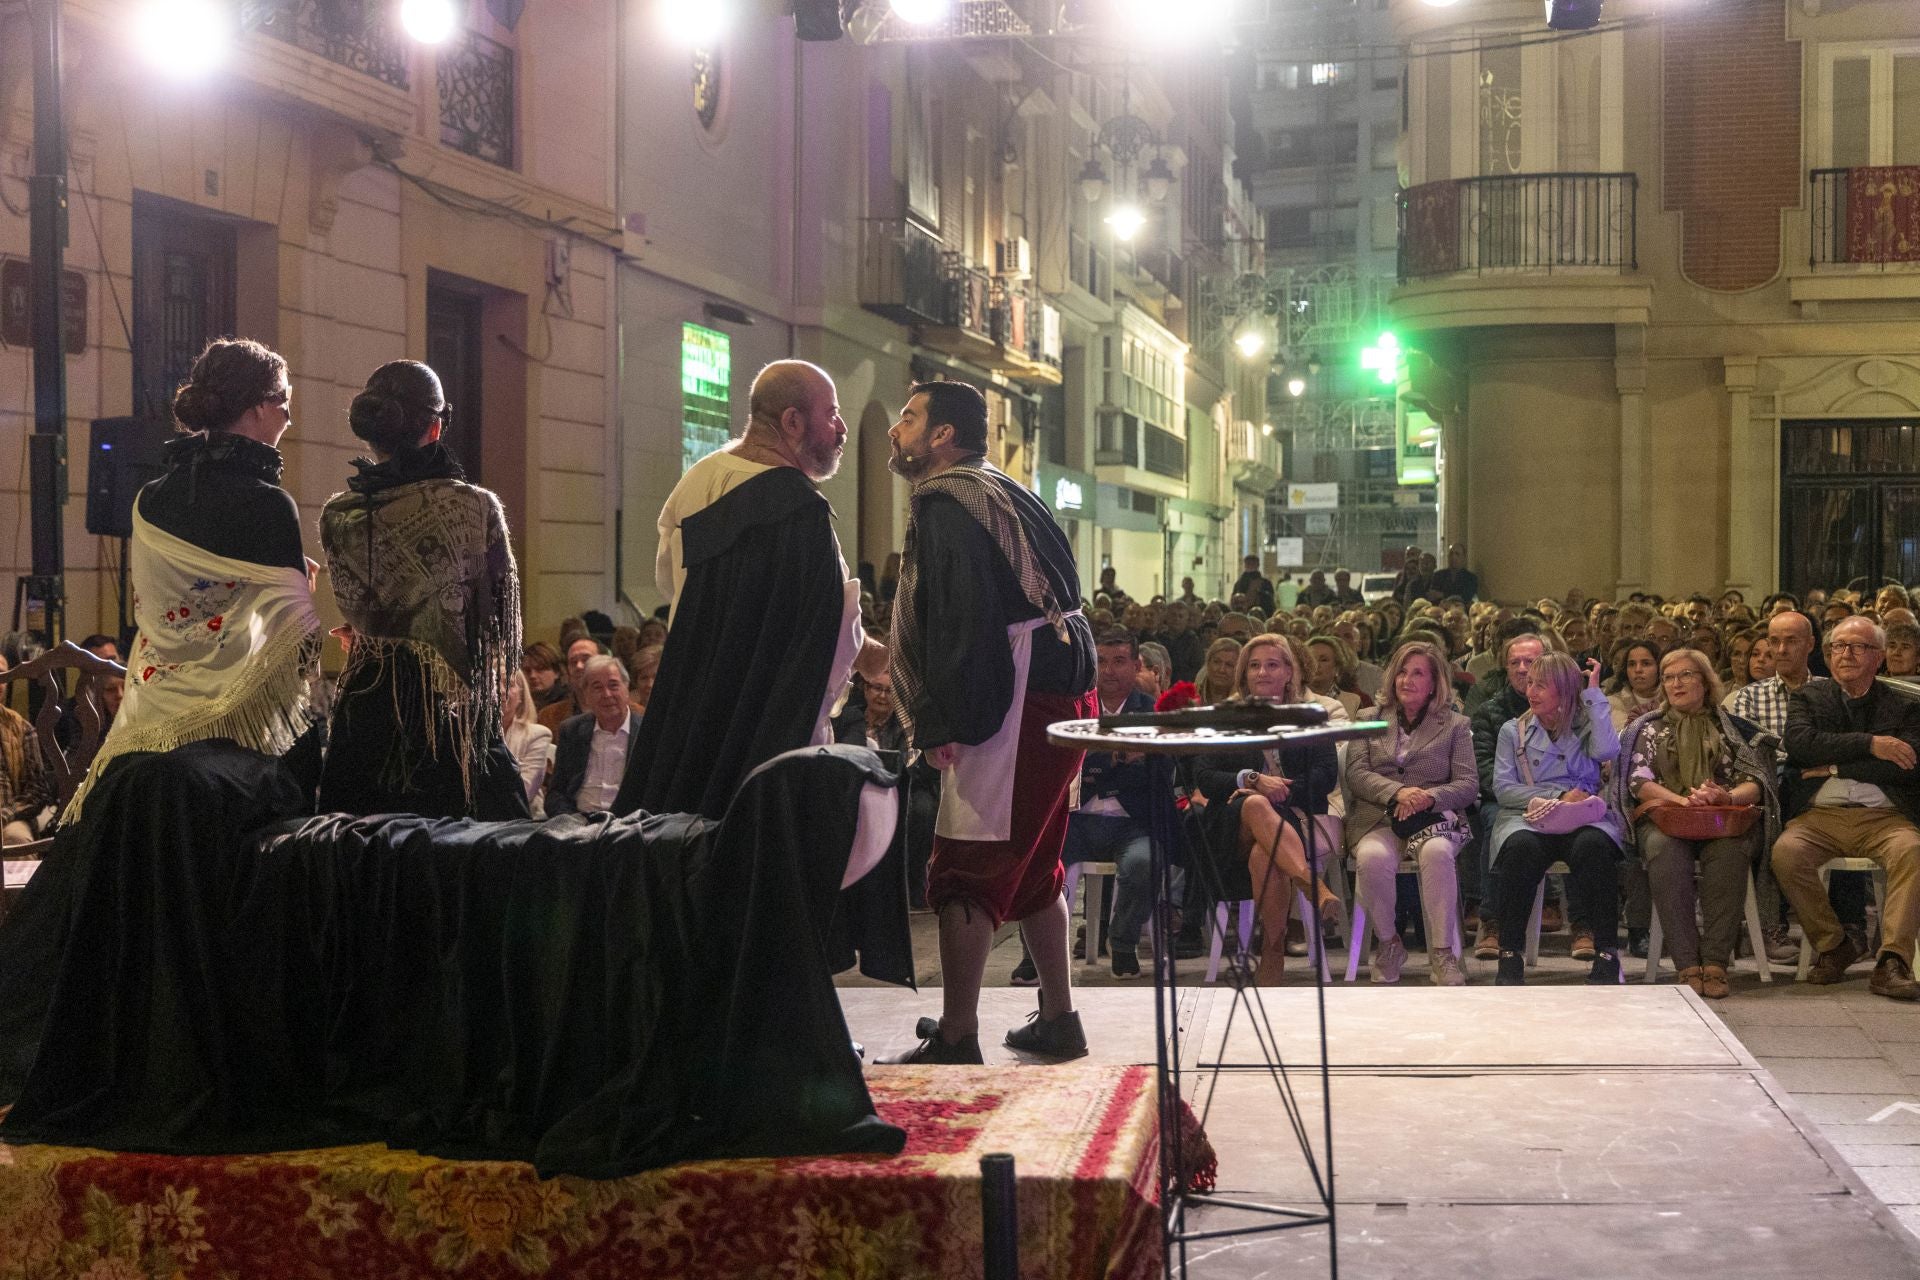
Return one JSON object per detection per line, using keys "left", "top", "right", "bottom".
{"left": 172, "top": 384, "right": 226, "bottom": 430}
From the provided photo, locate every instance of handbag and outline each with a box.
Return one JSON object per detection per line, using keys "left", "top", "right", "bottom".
{"left": 1513, "top": 712, "right": 1609, "bottom": 835}
{"left": 1391, "top": 808, "right": 1449, "bottom": 839}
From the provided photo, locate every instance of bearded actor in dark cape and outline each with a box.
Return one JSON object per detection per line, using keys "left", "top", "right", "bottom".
{"left": 616, "top": 360, "right": 889, "bottom": 820}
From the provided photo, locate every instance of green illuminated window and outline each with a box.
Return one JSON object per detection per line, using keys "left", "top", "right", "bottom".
{"left": 681, "top": 322, "right": 732, "bottom": 470}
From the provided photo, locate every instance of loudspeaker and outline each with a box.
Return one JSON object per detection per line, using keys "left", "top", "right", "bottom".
{"left": 794, "top": 0, "right": 845, "bottom": 40}
{"left": 86, "top": 417, "right": 174, "bottom": 538}
{"left": 1544, "top": 0, "right": 1602, "bottom": 30}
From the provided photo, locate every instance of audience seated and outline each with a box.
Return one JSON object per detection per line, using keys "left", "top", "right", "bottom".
{"left": 503, "top": 670, "right": 554, "bottom": 816}
{"left": 548, "top": 655, "right": 641, "bottom": 817}
{"left": 537, "top": 635, "right": 604, "bottom": 732}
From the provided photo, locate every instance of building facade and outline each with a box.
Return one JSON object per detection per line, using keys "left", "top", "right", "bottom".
{"left": 0, "top": 0, "right": 620, "bottom": 642}
{"left": 1391, "top": 0, "right": 1920, "bottom": 602}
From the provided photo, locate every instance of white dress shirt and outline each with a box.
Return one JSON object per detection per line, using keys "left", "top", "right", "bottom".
{"left": 577, "top": 717, "right": 630, "bottom": 815}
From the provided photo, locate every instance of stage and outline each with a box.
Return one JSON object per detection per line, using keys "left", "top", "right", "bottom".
{"left": 843, "top": 986, "right": 1920, "bottom": 1278}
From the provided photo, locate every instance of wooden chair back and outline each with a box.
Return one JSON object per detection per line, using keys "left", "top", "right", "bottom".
{"left": 0, "top": 642, "right": 128, "bottom": 806}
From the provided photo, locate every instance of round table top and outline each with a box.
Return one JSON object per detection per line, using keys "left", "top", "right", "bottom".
{"left": 1045, "top": 717, "right": 1391, "bottom": 755}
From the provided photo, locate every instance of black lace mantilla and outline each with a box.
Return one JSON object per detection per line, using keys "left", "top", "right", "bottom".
{"left": 345, "top": 442, "right": 466, "bottom": 497}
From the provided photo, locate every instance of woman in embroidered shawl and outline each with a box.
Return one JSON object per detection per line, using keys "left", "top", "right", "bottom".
{"left": 63, "top": 339, "right": 321, "bottom": 822}
{"left": 317, "top": 361, "right": 527, "bottom": 819}
{"left": 1609, "top": 647, "right": 1778, "bottom": 999}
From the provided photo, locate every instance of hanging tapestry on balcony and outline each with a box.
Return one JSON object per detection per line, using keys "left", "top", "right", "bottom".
{"left": 1846, "top": 167, "right": 1920, "bottom": 265}
{"left": 1402, "top": 180, "right": 1462, "bottom": 277}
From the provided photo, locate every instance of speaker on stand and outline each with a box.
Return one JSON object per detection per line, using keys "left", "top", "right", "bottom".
{"left": 85, "top": 417, "right": 174, "bottom": 642}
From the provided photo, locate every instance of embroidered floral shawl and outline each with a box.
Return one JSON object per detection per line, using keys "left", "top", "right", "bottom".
{"left": 63, "top": 511, "right": 321, "bottom": 822}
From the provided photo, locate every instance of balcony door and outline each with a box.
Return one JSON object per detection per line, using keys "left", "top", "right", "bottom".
{"left": 132, "top": 195, "right": 236, "bottom": 424}
{"left": 1780, "top": 420, "right": 1920, "bottom": 598}
{"left": 426, "top": 279, "right": 485, "bottom": 484}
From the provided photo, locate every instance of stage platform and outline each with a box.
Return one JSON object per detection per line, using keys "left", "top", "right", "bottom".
{"left": 842, "top": 986, "right": 1920, "bottom": 1278}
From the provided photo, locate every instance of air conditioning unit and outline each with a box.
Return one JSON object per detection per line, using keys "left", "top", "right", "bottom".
{"left": 995, "top": 237, "right": 1032, "bottom": 279}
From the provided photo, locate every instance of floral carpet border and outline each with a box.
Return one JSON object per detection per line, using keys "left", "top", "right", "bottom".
{"left": 0, "top": 1064, "right": 1186, "bottom": 1280}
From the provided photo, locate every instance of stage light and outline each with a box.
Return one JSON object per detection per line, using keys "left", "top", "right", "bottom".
{"left": 1287, "top": 376, "right": 1307, "bottom": 398}
{"left": 1105, "top": 203, "right": 1147, "bottom": 242}
{"left": 134, "top": 0, "right": 233, "bottom": 76}
{"left": 890, "top": 0, "right": 951, "bottom": 23}
{"left": 658, "top": 0, "right": 734, "bottom": 47}
{"left": 399, "top": 0, "right": 459, "bottom": 44}
{"left": 1234, "top": 326, "right": 1266, "bottom": 360}
{"left": 794, "top": 0, "right": 844, "bottom": 39}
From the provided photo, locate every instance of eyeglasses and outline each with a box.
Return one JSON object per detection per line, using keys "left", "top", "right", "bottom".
{"left": 1660, "top": 671, "right": 1703, "bottom": 685}
{"left": 1828, "top": 641, "right": 1883, "bottom": 655}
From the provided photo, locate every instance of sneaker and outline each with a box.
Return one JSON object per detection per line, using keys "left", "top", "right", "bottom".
{"left": 1005, "top": 1008, "right": 1089, "bottom": 1060}
{"left": 1586, "top": 951, "right": 1622, "bottom": 985}
{"left": 1763, "top": 924, "right": 1799, "bottom": 964}
{"left": 1009, "top": 955, "right": 1040, "bottom": 987}
{"left": 1870, "top": 952, "right": 1920, "bottom": 1002}
{"left": 1627, "top": 928, "right": 1650, "bottom": 960}
{"left": 1808, "top": 933, "right": 1865, "bottom": 985}
{"left": 1474, "top": 919, "right": 1501, "bottom": 961}
{"left": 1372, "top": 934, "right": 1407, "bottom": 984}
{"left": 1569, "top": 930, "right": 1597, "bottom": 962}
{"left": 880, "top": 1017, "right": 984, "bottom": 1065}
{"left": 1495, "top": 950, "right": 1525, "bottom": 986}
{"left": 1111, "top": 946, "right": 1141, "bottom": 979}
{"left": 1430, "top": 950, "right": 1468, "bottom": 987}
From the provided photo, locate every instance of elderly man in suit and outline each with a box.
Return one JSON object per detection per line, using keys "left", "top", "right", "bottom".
{"left": 548, "top": 654, "right": 642, "bottom": 817}
{"left": 1343, "top": 638, "right": 1479, "bottom": 985}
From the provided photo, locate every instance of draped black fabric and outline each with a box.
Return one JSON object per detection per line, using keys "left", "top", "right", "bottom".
{"left": 616, "top": 468, "right": 847, "bottom": 822}
{"left": 0, "top": 742, "right": 906, "bottom": 1178}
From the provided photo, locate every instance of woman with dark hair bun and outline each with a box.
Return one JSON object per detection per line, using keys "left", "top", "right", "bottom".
{"left": 316, "top": 360, "right": 527, "bottom": 819}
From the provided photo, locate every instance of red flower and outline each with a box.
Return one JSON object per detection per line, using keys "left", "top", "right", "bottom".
{"left": 1156, "top": 681, "right": 1199, "bottom": 712}
{"left": 207, "top": 615, "right": 224, "bottom": 632}
{"left": 225, "top": 581, "right": 236, "bottom": 589}
{"left": 142, "top": 666, "right": 156, "bottom": 681}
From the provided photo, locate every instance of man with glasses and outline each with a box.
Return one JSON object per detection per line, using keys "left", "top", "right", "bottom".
{"left": 1773, "top": 617, "right": 1920, "bottom": 999}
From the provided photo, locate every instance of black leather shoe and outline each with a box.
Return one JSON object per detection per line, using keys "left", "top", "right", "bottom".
{"left": 880, "top": 1017, "right": 984, "bottom": 1065}
{"left": 1871, "top": 952, "right": 1920, "bottom": 1001}
{"left": 1628, "top": 929, "right": 1650, "bottom": 960}
{"left": 1005, "top": 1009, "right": 1089, "bottom": 1060}
{"left": 1586, "top": 951, "right": 1622, "bottom": 985}
{"left": 1494, "top": 950, "right": 1525, "bottom": 986}
{"left": 1111, "top": 946, "right": 1141, "bottom": 979}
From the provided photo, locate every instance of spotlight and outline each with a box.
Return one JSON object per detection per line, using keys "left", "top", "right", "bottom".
{"left": 399, "top": 0, "right": 459, "bottom": 44}
{"left": 1233, "top": 327, "right": 1266, "bottom": 360}
{"left": 134, "top": 0, "right": 232, "bottom": 77}
{"left": 891, "top": 0, "right": 951, "bottom": 22}
{"left": 1287, "top": 376, "right": 1307, "bottom": 398}
{"left": 658, "top": 0, "right": 734, "bottom": 47}
{"left": 1105, "top": 203, "right": 1147, "bottom": 242}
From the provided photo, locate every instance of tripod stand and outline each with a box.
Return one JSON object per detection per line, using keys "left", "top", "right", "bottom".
{"left": 1048, "top": 709, "right": 1388, "bottom": 1279}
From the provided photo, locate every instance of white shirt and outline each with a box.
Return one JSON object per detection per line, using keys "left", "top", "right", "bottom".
{"left": 577, "top": 717, "right": 630, "bottom": 815}
{"left": 655, "top": 449, "right": 773, "bottom": 619}
{"left": 1813, "top": 775, "right": 1894, "bottom": 810}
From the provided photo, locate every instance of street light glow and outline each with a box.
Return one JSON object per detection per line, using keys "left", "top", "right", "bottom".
{"left": 890, "top": 0, "right": 952, "bottom": 23}
{"left": 1233, "top": 327, "right": 1266, "bottom": 360}
{"left": 134, "top": 0, "right": 232, "bottom": 77}
{"left": 657, "top": 0, "right": 734, "bottom": 47}
{"left": 1116, "top": 0, "right": 1232, "bottom": 46}
{"left": 1105, "top": 203, "right": 1147, "bottom": 242}
{"left": 1287, "top": 376, "right": 1307, "bottom": 398}
{"left": 399, "top": 0, "right": 459, "bottom": 44}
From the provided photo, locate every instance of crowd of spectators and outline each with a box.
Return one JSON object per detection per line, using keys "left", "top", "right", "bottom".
{"left": 481, "top": 557, "right": 1920, "bottom": 1001}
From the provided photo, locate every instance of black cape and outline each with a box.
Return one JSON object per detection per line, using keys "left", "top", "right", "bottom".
{"left": 0, "top": 741, "right": 906, "bottom": 1178}
{"left": 616, "top": 467, "right": 846, "bottom": 822}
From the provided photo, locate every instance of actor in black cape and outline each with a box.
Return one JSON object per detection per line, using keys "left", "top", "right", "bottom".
{"left": 616, "top": 360, "right": 888, "bottom": 820}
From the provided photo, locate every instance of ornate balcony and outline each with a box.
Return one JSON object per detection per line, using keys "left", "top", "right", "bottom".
{"left": 259, "top": 0, "right": 411, "bottom": 89}
{"left": 859, "top": 218, "right": 948, "bottom": 326}
{"left": 1397, "top": 173, "right": 1638, "bottom": 282}
{"left": 1810, "top": 167, "right": 1920, "bottom": 268}
{"left": 438, "top": 30, "right": 516, "bottom": 168}
{"left": 860, "top": 221, "right": 1059, "bottom": 385}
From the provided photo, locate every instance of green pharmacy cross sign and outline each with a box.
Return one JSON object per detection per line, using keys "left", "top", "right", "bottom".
{"left": 1360, "top": 331, "right": 1400, "bottom": 387}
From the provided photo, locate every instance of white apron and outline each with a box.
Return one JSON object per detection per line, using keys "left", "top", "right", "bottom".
{"left": 934, "top": 616, "right": 1047, "bottom": 843}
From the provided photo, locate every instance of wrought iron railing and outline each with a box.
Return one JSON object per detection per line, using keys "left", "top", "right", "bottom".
{"left": 1397, "top": 172, "right": 1637, "bottom": 282}
{"left": 990, "top": 277, "right": 1029, "bottom": 353}
{"left": 260, "top": 0, "right": 410, "bottom": 88}
{"left": 940, "top": 253, "right": 992, "bottom": 337}
{"left": 438, "top": 30, "right": 515, "bottom": 167}
{"left": 859, "top": 218, "right": 947, "bottom": 325}
{"left": 1810, "top": 167, "right": 1920, "bottom": 267}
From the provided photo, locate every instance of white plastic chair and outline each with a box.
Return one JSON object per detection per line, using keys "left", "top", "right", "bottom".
{"left": 1063, "top": 860, "right": 1117, "bottom": 975}
{"left": 1796, "top": 857, "right": 1888, "bottom": 981}
{"left": 1523, "top": 860, "right": 1572, "bottom": 968}
{"left": 1345, "top": 854, "right": 1466, "bottom": 982}
{"left": 1643, "top": 865, "right": 1773, "bottom": 984}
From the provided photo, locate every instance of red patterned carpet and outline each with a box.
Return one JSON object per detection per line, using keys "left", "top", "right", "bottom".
{"left": 0, "top": 1064, "right": 1202, "bottom": 1279}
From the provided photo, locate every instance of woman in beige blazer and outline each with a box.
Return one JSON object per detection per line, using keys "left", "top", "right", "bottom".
{"left": 1344, "top": 639, "right": 1479, "bottom": 985}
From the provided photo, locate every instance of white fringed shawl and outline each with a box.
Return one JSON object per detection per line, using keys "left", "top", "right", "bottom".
{"left": 62, "top": 510, "right": 321, "bottom": 822}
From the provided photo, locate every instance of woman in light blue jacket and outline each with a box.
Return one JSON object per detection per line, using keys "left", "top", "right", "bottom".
{"left": 1491, "top": 650, "right": 1624, "bottom": 986}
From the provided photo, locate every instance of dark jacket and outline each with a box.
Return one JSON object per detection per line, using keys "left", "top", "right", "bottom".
{"left": 549, "top": 709, "right": 642, "bottom": 816}
{"left": 1471, "top": 679, "right": 1530, "bottom": 802}
{"left": 1080, "top": 691, "right": 1162, "bottom": 824}
{"left": 1783, "top": 678, "right": 1920, "bottom": 825}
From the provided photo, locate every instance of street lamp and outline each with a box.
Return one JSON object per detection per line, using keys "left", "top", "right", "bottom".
{"left": 658, "top": 0, "right": 735, "bottom": 47}
{"left": 890, "top": 0, "right": 952, "bottom": 21}
{"left": 399, "top": 0, "right": 460, "bottom": 44}
{"left": 1104, "top": 203, "right": 1147, "bottom": 242}
{"left": 133, "top": 0, "right": 234, "bottom": 76}
{"left": 1233, "top": 323, "right": 1266, "bottom": 361}
{"left": 1287, "top": 376, "right": 1307, "bottom": 398}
